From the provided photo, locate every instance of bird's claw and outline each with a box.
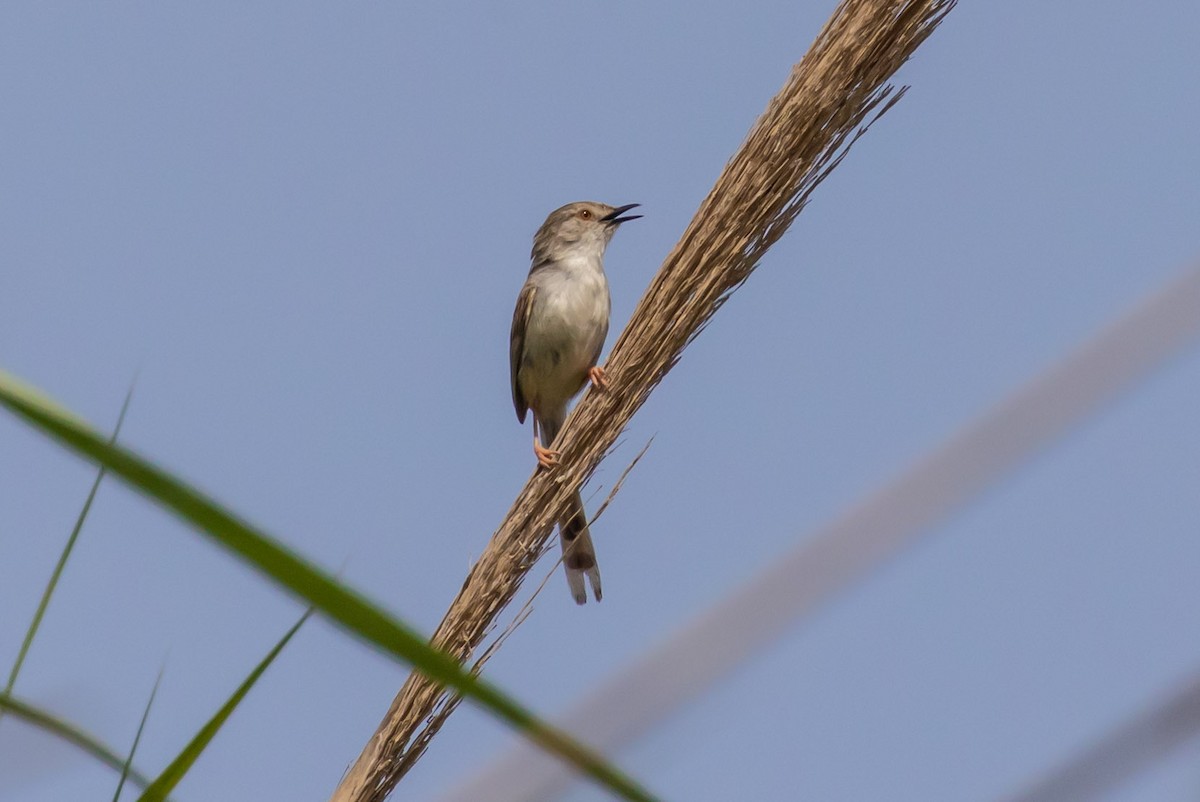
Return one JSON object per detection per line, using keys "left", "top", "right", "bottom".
{"left": 534, "top": 441, "right": 561, "bottom": 470}
{"left": 588, "top": 366, "right": 609, "bottom": 391}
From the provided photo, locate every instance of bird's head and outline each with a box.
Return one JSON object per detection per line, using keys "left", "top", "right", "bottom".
{"left": 532, "top": 201, "right": 641, "bottom": 261}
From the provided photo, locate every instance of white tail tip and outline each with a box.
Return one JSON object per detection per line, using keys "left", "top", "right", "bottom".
{"left": 566, "top": 569, "right": 587, "bottom": 605}
{"left": 565, "top": 565, "right": 602, "bottom": 605}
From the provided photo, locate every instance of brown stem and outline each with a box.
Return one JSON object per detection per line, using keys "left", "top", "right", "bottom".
{"left": 331, "top": 1, "right": 955, "bottom": 799}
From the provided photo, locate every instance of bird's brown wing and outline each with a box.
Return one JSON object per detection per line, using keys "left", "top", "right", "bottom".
{"left": 509, "top": 282, "right": 536, "bottom": 423}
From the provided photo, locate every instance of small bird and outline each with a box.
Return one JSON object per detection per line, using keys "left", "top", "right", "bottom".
{"left": 509, "top": 201, "right": 641, "bottom": 604}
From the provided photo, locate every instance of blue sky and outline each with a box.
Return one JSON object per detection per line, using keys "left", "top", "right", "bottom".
{"left": 3, "top": 2, "right": 1199, "bottom": 800}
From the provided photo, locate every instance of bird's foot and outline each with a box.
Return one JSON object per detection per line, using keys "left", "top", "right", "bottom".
{"left": 534, "top": 441, "right": 560, "bottom": 470}
{"left": 588, "top": 366, "right": 609, "bottom": 391}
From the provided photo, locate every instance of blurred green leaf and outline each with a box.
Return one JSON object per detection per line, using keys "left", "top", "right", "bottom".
{"left": 3, "top": 386, "right": 133, "bottom": 703}
{"left": 115, "top": 667, "right": 162, "bottom": 802}
{"left": 0, "top": 369, "right": 657, "bottom": 802}
{"left": 0, "top": 692, "right": 158, "bottom": 792}
{"left": 136, "top": 613, "right": 310, "bottom": 802}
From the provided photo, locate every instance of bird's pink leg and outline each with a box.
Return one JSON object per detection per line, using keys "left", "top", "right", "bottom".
{"left": 533, "top": 438, "right": 560, "bottom": 469}
{"left": 587, "top": 366, "right": 609, "bottom": 390}
{"left": 532, "top": 418, "right": 560, "bottom": 469}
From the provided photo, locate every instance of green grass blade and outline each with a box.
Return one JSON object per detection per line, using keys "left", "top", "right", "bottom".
{"left": 0, "top": 369, "right": 658, "bottom": 802}
{"left": 3, "top": 386, "right": 134, "bottom": 701}
{"left": 136, "top": 612, "right": 310, "bottom": 802}
{"left": 0, "top": 692, "right": 157, "bottom": 791}
{"left": 114, "top": 667, "right": 163, "bottom": 802}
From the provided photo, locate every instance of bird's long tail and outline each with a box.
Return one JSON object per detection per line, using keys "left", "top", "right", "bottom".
{"left": 538, "top": 412, "right": 602, "bottom": 604}
{"left": 560, "top": 490, "right": 602, "bottom": 604}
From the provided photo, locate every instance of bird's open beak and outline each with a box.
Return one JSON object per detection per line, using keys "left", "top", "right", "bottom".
{"left": 602, "top": 203, "right": 642, "bottom": 225}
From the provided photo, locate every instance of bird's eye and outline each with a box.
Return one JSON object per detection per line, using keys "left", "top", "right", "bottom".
{"left": 579, "top": 209, "right": 592, "bottom": 220}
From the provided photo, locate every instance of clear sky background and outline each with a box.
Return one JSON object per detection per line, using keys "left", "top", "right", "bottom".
{"left": 3, "top": 2, "right": 1199, "bottom": 801}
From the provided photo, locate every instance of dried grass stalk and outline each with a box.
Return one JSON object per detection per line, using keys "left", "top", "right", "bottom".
{"left": 332, "top": 1, "right": 954, "bottom": 799}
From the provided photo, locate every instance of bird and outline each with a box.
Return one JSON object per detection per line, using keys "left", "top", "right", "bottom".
{"left": 509, "top": 201, "right": 641, "bottom": 604}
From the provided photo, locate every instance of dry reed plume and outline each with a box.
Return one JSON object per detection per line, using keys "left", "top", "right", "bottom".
{"left": 332, "top": 1, "right": 955, "bottom": 799}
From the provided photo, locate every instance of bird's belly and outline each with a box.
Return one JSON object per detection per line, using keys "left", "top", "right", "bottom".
{"left": 520, "top": 281, "right": 609, "bottom": 407}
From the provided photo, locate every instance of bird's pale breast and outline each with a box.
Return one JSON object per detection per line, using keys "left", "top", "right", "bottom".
{"left": 519, "top": 260, "right": 610, "bottom": 410}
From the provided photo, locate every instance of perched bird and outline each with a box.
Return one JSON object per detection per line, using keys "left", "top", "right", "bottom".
{"left": 509, "top": 201, "right": 641, "bottom": 604}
